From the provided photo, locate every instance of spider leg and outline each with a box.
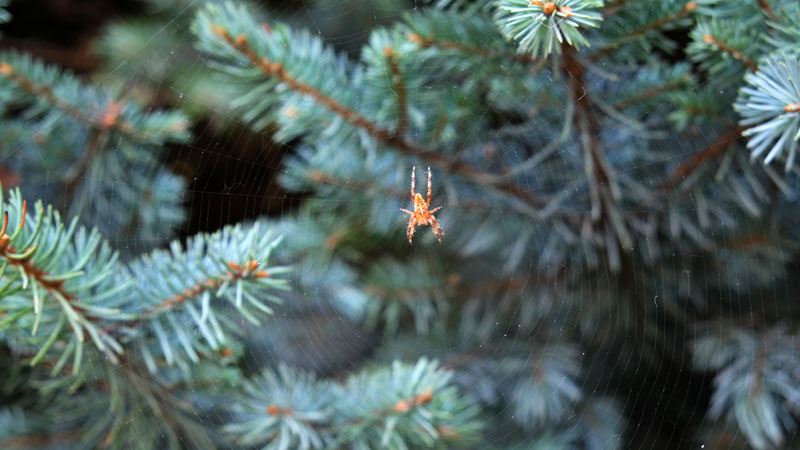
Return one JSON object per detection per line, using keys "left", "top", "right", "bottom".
{"left": 400, "top": 208, "right": 413, "bottom": 215}
{"left": 426, "top": 166, "right": 432, "bottom": 207}
{"left": 407, "top": 217, "right": 416, "bottom": 245}
{"left": 429, "top": 206, "right": 442, "bottom": 214}
{"left": 428, "top": 215, "right": 444, "bottom": 243}
{"left": 411, "top": 166, "right": 416, "bottom": 200}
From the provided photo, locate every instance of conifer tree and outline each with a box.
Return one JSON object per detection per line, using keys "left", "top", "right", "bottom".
{"left": 2, "top": 0, "right": 800, "bottom": 448}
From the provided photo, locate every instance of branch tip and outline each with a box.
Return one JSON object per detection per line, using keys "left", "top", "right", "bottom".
{"left": 407, "top": 33, "right": 423, "bottom": 45}
{"left": 702, "top": 34, "right": 758, "bottom": 72}
{"left": 19, "top": 200, "right": 26, "bottom": 230}
{"left": 209, "top": 23, "right": 229, "bottom": 39}
{"left": 393, "top": 390, "right": 433, "bottom": 413}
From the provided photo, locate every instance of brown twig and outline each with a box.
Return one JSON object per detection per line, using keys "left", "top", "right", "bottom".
{"left": 406, "top": 32, "right": 538, "bottom": 64}
{"left": 659, "top": 127, "right": 745, "bottom": 190}
{"left": 208, "top": 24, "right": 545, "bottom": 208}
{"left": 365, "top": 268, "right": 562, "bottom": 304}
{"left": 383, "top": 47, "right": 409, "bottom": 136}
{"left": 96, "top": 259, "right": 272, "bottom": 339}
{"left": 0, "top": 205, "right": 85, "bottom": 312}
{"left": 142, "top": 260, "right": 270, "bottom": 317}
{"left": 0, "top": 431, "right": 78, "bottom": 448}
{"left": 719, "top": 233, "right": 770, "bottom": 250}
{"left": 63, "top": 127, "right": 105, "bottom": 197}
{"left": 602, "top": 0, "right": 631, "bottom": 18}
{"left": 118, "top": 362, "right": 216, "bottom": 449}
{"left": 392, "top": 390, "right": 433, "bottom": 413}
{"left": 612, "top": 75, "right": 691, "bottom": 111}
{"left": 561, "top": 45, "right": 611, "bottom": 199}
{"left": 592, "top": 2, "right": 698, "bottom": 59}
{"left": 263, "top": 389, "right": 434, "bottom": 434}
{"left": 0, "top": 205, "right": 119, "bottom": 346}
{"left": 267, "top": 390, "right": 433, "bottom": 417}
{"left": 702, "top": 35, "right": 759, "bottom": 72}
{"left": 306, "top": 169, "right": 406, "bottom": 198}
{"left": 0, "top": 63, "right": 140, "bottom": 138}
{"left": 750, "top": 338, "right": 767, "bottom": 392}
{"left": 627, "top": 1, "right": 698, "bottom": 39}
{"left": 757, "top": 0, "right": 778, "bottom": 22}
{"left": 561, "top": 42, "right": 632, "bottom": 266}
{"left": 0, "top": 63, "right": 167, "bottom": 198}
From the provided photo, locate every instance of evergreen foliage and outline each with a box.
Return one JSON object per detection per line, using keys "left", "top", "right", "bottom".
{"left": 0, "top": 51, "right": 189, "bottom": 247}
{"left": 2, "top": 0, "right": 800, "bottom": 448}
{"left": 495, "top": 0, "right": 603, "bottom": 56}
{"left": 226, "top": 359, "right": 482, "bottom": 449}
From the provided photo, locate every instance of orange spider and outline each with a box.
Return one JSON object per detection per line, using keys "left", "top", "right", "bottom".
{"left": 400, "top": 166, "right": 444, "bottom": 245}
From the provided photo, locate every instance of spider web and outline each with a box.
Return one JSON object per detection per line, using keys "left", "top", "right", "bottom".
{"left": 3, "top": 0, "right": 798, "bottom": 449}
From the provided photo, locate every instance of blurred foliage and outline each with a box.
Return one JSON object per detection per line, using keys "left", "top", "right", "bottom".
{"left": 1, "top": 0, "right": 800, "bottom": 449}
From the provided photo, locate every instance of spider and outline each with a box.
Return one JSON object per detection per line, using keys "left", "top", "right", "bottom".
{"left": 400, "top": 166, "right": 444, "bottom": 245}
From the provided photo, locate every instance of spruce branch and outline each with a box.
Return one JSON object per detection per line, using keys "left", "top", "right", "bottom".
{"left": 305, "top": 169, "right": 406, "bottom": 199}
{"left": 335, "top": 358, "right": 483, "bottom": 448}
{"left": 666, "top": 85, "right": 730, "bottom": 130}
{"left": 405, "top": 31, "right": 538, "bottom": 64}
{"left": 2, "top": 1, "right": 792, "bottom": 448}
{"left": 226, "top": 363, "right": 333, "bottom": 449}
{"left": 206, "top": 23, "right": 389, "bottom": 139}
{"left": 225, "top": 359, "right": 483, "bottom": 449}
{"left": 139, "top": 259, "right": 272, "bottom": 317}
{"left": 504, "top": 343, "right": 583, "bottom": 428}
{"left": 62, "top": 127, "right": 105, "bottom": 198}
{"left": 693, "top": 324, "right": 800, "bottom": 450}
{"left": 592, "top": 1, "right": 698, "bottom": 59}
{"left": 401, "top": 9, "right": 544, "bottom": 92}
{"left": 193, "top": 3, "right": 546, "bottom": 210}
{"left": 625, "top": 0, "right": 697, "bottom": 38}
{"left": 601, "top": 0, "right": 629, "bottom": 18}
{"left": 0, "top": 52, "right": 190, "bottom": 245}
{"left": 560, "top": 43, "right": 630, "bottom": 268}
{"left": 693, "top": 0, "right": 770, "bottom": 22}
{"left": 757, "top": 0, "right": 777, "bottom": 22}
{"left": 611, "top": 69, "right": 692, "bottom": 111}
{"left": 764, "top": 2, "right": 800, "bottom": 53}
{"left": 0, "top": 409, "right": 62, "bottom": 449}
{"left": 122, "top": 221, "right": 289, "bottom": 369}
{"left": 568, "top": 397, "right": 625, "bottom": 450}
{"left": 734, "top": 52, "right": 800, "bottom": 171}
{"left": 382, "top": 47, "right": 409, "bottom": 137}
{"left": 495, "top": 0, "right": 604, "bottom": 57}
{"left": 700, "top": 34, "right": 758, "bottom": 72}
{"left": 359, "top": 256, "right": 451, "bottom": 334}
{"left": 687, "top": 20, "right": 761, "bottom": 87}
{"left": 37, "top": 358, "right": 222, "bottom": 450}
{"left": 426, "top": 0, "right": 495, "bottom": 12}
{"left": 0, "top": 62, "right": 120, "bottom": 134}
{"left": 0, "top": 56, "right": 189, "bottom": 144}
{"left": 661, "top": 127, "right": 747, "bottom": 189}
{"left": 0, "top": 188, "right": 130, "bottom": 371}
